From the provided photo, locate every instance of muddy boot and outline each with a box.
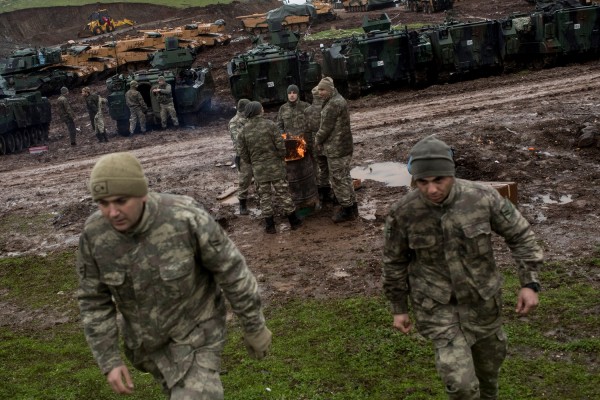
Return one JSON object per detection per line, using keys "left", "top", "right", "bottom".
{"left": 102, "top": 131, "right": 109, "bottom": 142}
{"left": 287, "top": 212, "right": 303, "bottom": 230}
{"left": 332, "top": 206, "right": 355, "bottom": 223}
{"left": 265, "top": 217, "right": 276, "bottom": 234}
{"left": 319, "top": 186, "right": 334, "bottom": 204}
{"left": 96, "top": 133, "right": 103, "bottom": 142}
{"left": 239, "top": 199, "right": 249, "bottom": 215}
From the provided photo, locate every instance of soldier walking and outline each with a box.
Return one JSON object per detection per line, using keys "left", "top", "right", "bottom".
{"left": 229, "top": 98, "right": 253, "bottom": 215}
{"left": 152, "top": 75, "right": 179, "bottom": 130}
{"left": 238, "top": 101, "right": 302, "bottom": 234}
{"left": 77, "top": 152, "right": 272, "bottom": 398}
{"left": 57, "top": 86, "right": 77, "bottom": 146}
{"left": 125, "top": 80, "right": 147, "bottom": 135}
{"left": 315, "top": 77, "right": 357, "bottom": 222}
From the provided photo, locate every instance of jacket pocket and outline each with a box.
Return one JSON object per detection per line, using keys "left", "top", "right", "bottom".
{"left": 158, "top": 257, "right": 196, "bottom": 299}
{"left": 408, "top": 234, "right": 437, "bottom": 265}
{"left": 462, "top": 221, "right": 492, "bottom": 257}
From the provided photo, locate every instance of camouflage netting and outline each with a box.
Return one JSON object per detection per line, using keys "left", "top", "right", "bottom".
{"left": 266, "top": 4, "right": 318, "bottom": 24}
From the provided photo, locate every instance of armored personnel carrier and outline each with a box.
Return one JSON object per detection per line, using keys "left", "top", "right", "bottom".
{"left": 106, "top": 37, "right": 215, "bottom": 135}
{"left": 227, "top": 28, "right": 321, "bottom": 105}
{"left": 0, "top": 75, "right": 52, "bottom": 155}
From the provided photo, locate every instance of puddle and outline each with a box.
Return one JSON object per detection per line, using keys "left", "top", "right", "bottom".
{"left": 351, "top": 162, "right": 411, "bottom": 187}
{"left": 534, "top": 194, "right": 573, "bottom": 205}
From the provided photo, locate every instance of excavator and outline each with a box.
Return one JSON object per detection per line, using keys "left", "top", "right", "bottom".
{"left": 78, "top": 9, "right": 135, "bottom": 38}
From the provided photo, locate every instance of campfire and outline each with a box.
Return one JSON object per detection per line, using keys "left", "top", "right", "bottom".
{"left": 282, "top": 133, "right": 306, "bottom": 161}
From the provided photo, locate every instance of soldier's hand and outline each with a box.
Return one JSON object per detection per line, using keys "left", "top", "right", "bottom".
{"left": 106, "top": 365, "right": 134, "bottom": 394}
{"left": 244, "top": 326, "right": 272, "bottom": 360}
{"left": 393, "top": 314, "right": 412, "bottom": 334}
{"left": 516, "top": 287, "right": 539, "bottom": 316}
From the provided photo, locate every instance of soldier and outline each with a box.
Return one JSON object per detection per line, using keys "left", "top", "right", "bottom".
{"left": 276, "top": 84, "right": 309, "bottom": 136}
{"left": 229, "top": 98, "right": 253, "bottom": 215}
{"left": 77, "top": 152, "right": 271, "bottom": 398}
{"left": 125, "top": 80, "right": 147, "bottom": 136}
{"left": 304, "top": 85, "right": 331, "bottom": 204}
{"left": 152, "top": 76, "right": 179, "bottom": 130}
{"left": 315, "top": 77, "right": 357, "bottom": 222}
{"left": 82, "top": 87, "right": 99, "bottom": 132}
{"left": 238, "top": 101, "right": 302, "bottom": 234}
{"left": 382, "top": 135, "right": 543, "bottom": 400}
{"left": 57, "top": 86, "right": 77, "bottom": 146}
{"left": 92, "top": 95, "right": 109, "bottom": 143}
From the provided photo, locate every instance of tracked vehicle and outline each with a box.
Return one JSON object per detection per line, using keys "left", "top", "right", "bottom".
{"left": 106, "top": 37, "right": 215, "bottom": 135}
{"left": 405, "top": 0, "right": 454, "bottom": 13}
{"left": 342, "top": 0, "right": 396, "bottom": 12}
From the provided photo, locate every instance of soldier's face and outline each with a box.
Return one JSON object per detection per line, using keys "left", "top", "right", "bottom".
{"left": 415, "top": 176, "right": 455, "bottom": 204}
{"left": 288, "top": 91, "right": 298, "bottom": 102}
{"left": 97, "top": 195, "right": 147, "bottom": 232}
{"left": 318, "top": 87, "right": 331, "bottom": 99}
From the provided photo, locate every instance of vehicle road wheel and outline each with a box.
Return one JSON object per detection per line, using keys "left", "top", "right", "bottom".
{"left": 93, "top": 26, "right": 103, "bottom": 35}
{"left": 20, "top": 130, "right": 31, "bottom": 149}
{"left": 0, "top": 136, "right": 6, "bottom": 155}
{"left": 13, "top": 132, "right": 23, "bottom": 153}
{"left": 5, "top": 133, "right": 15, "bottom": 154}
{"left": 107, "top": 24, "right": 115, "bottom": 32}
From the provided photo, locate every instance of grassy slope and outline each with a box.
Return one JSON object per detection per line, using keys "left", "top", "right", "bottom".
{"left": 0, "top": 0, "right": 234, "bottom": 14}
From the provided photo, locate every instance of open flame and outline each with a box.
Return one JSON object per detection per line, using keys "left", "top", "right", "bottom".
{"left": 282, "top": 133, "right": 306, "bottom": 161}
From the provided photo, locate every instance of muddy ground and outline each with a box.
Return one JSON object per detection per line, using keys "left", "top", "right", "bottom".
{"left": 0, "top": 0, "right": 599, "bottom": 329}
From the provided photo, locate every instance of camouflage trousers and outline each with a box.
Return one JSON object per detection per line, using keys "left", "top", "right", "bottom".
{"left": 316, "top": 154, "right": 330, "bottom": 188}
{"left": 129, "top": 106, "right": 146, "bottom": 134}
{"left": 160, "top": 103, "right": 179, "bottom": 129}
{"left": 63, "top": 118, "right": 77, "bottom": 145}
{"left": 168, "top": 360, "right": 223, "bottom": 400}
{"left": 237, "top": 158, "right": 254, "bottom": 201}
{"left": 94, "top": 113, "right": 108, "bottom": 142}
{"left": 256, "top": 179, "right": 295, "bottom": 218}
{"left": 327, "top": 154, "right": 355, "bottom": 207}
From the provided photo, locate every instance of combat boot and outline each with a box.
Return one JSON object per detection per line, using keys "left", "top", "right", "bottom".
{"left": 265, "top": 217, "right": 276, "bottom": 234}
{"left": 239, "top": 199, "right": 249, "bottom": 215}
{"left": 352, "top": 202, "right": 359, "bottom": 217}
{"left": 287, "top": 212, "right": 303, "bottom": 230}
{"left": 332, "top": 206, "right": 355, "bottom": 223}
{"left": 102, "top": 131, "right": 109, "bottom": 142}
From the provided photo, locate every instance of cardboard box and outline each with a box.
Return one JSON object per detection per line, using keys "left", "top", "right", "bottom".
{"left": 477, "top": 181, "right": 518, "bottom": 205}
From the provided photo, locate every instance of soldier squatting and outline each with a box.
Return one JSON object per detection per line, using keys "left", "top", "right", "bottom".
{"left": 73, "top": 76, "right": 543, "bottom": 399}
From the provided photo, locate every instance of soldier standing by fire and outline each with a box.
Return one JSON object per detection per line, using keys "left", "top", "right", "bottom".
{"left": 57, "top": 86, "right": 77, "bottom": 146}
{"left": 315, "top": 77, "right": 357, "bottom": 222}
{"left": 125, "top": 80, "right": 147, "bottom": 136}
{"left": 276, "top": 84, "right": 309, "bottom": 136}
{"left": 152, "top": 76, "right": 179, "bottom": 130}
{"left": 229, "top": 98, "right": 253, "bottom": 215}
{"left": 304, "top": 85, "right": 331, "bottom": 205}
{"left": 238, "top": 101, "right": 303, "bottom": 234}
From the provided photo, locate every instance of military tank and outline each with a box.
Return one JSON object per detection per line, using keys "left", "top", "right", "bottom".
{"left": 105, "top": 37, "right": 215, "bottom": 135}
{"left": 227, "top": 28, "right": 321, "bottom": 105}
{"left": 343, "top": 0, "right": 397, "bottom": 12}
{"left": 0, "top": 75, "right": 52, "bottom": 155}
{"left": 0, "top": 47, "right": 79, "bottom": 96}
{"left": 405, "top": 0, "right": 454, "bottom": 13}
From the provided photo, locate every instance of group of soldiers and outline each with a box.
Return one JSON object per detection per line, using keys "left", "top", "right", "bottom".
{"left": 229, "top": 77, "right": 358, "bottom": 233}
{"left": 56, "top": 75, "right": 179, "bottom": 145}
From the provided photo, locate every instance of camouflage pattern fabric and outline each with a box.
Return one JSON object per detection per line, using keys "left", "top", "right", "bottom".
{"left": 382, "top": 179, "right": 543, "bottom": 399}
{"left": 126, "top": 88, "right": 147, "bottom": 134}
{"left": 94, "top": 97, "right": 108, "bottom": 142}
{"left": 315, "top": 88, "right": 353, "bottom": 158}
{"left": 276, "top": 99, "right": 310, "bottom": 136}
{"left": 154, "top": 82, "right": 179, "bottom": 129}
{"left": 238, "top": 114, "right": 288, "bottom": 183}
{"left": 256, "top": 179, "right": 296, "bottom": 218}
{"left": 305, "top": 97, "right": 328, "bottom": 187}
{"left": 327, "top": 154, "right": 355, "bottom": 207}
{"left": 77, "top": 192, "right": 266, "bottom": 390}
{"left": 85, "top": 92, "right": 100, "bottom": 130}
{"left": 57, "top": 94, "right": 75, "bottom": 121}
{"left": 237, "top": 158, "right": 254, "bottom": 201}
{"left": 228, "top": 111, "right": 248, "bottom": 155}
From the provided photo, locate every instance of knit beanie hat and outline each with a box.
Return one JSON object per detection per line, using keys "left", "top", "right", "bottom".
{"left": 60, "top": 87, "right": 68, "bottom": 95}
{"left": 407, "top": 135, "right": 455, "bottom": 180}
{"left": 244, "top": 101, "right": 263, "bottom": 118}
{"left": 317, "top": 77, "right": 335, "bottom": 93}
{"left": 311, "top": 86, "right": 322, "bottom": 105}
{"left": 130, "top": 80, "right": 138, "bottom": 88}
{"left": 89, "top": 152, "right": 148, "bottom": 201}
{"left": 237, "top": 98, "right": 250, "bottom": 113}
{"left": 287, "top": 84, "right": 299, "bottom": 94}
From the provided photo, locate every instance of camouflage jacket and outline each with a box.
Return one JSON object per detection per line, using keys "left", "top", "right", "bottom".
{"left": 276, "top": 99, "right": 309, "bottom": 136}
{"left": 228, "top": 112, "right": 247, "bottom": 155}
{"left": 153, "top": 83, "right": 175, "bottom": 106}
{"left": 57, "top": 94, "right": 75, "bottom": 121}
{"left": 125, "top": 88, "right": 147, "bottom": 111}
{"left": 382, "top": 179, "right": 543, "bottom": 316}
{"left": 315, "top": 89, "right": 353, "bottom": 158}
{"left": 85, "top": 93, "right": 100, "bottom": 118}
{"left": 77, "top": 193, "right": 266, "bottom": 387}
{"left": 304, "top": 98, "right": 323, "bottom": 156}
{"left": 238, "top": 115, "right": 287, "bottom": 183}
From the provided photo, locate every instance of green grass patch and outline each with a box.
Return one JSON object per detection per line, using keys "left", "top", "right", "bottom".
{"left": 0, "top": 0, "right": 236, "bottom": 13}
{"left": 0, "top": 212, "right": 54, "bottom": 235}
{"left": 305, "top": 24, "right": 428, "bottom": 42}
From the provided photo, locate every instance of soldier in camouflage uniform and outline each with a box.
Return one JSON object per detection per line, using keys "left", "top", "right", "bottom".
{"left": 57, "top": 86, "right": 77, "bottom": 146}
{"left": 276, "top": 84, "right": 309, "bottom": 136}
{"left": 82, "top": 87, "right": 99, "bottom": 132}
{"left": 238, "top": 101, "right": 302, "bottom": 234}
{"left": 77, "top": 152, "right": 272, "bottom": 399}
{"left": 93, "top": 95, "right": 109, "bottom": 143}
{"left": 152, "top": 76, "right": 179, "bottom": 130}
{"left": 229, "top": 98, "right": 253, "bottom": 215}
{"left": 315, "top": 77, "right": 357, "bottom": 222}
{"left": 382, "top": 136, "right": 543, "bottom": 400}
{"left": 125, "top": 80, "right": 147, "bottom": 136}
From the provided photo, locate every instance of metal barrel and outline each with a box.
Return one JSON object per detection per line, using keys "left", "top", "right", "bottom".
{"left": 285, "top": 152, "right": 318, "bottom": 207}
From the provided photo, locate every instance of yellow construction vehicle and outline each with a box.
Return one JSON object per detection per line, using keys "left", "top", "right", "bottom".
{"left": 78, "top": 9, "right": 135, "bottom": 38}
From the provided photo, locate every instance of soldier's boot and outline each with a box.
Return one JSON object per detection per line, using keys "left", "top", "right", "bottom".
{"left": 96, "top": 132, "right": 103, "bottom": 142}
{"left": 287, "top": 212, "right": 303, "bottom": 230}
{"left": 265, "top": 217, "right": 276, "bottom": 234}
{"left": 352, "top": 202, "right": 359, "bottom": 217}
{"left": 239, "top": 199, "right": 249, "bottom": 216}
{"left": 102, "top": 131, "right": 109, "bottom": 142}
{"left": 332, "top": 206, "right": 355, "bottom": 223}
{"left": 318, "top": 186, "right": 334, "bottom": 204}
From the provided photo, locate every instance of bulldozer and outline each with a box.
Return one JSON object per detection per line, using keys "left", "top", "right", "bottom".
{"left": 78, "top": 9, "right": 135, "bottom": 38}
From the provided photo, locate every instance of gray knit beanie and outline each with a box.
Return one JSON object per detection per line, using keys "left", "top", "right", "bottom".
{"left": 287, "top": 84, "right": 299, "bottom": 94}
{"left": 89, "top": 152, "right": 148, "bottom": 201}
{"left": 407, "top": 135, "right": 455, "bottom": 179}
{"left": 237, "top": 98, "right": 250, "bottom": 113}
{"left": 244, "top": 101, "right": 263, "bottom": 118}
